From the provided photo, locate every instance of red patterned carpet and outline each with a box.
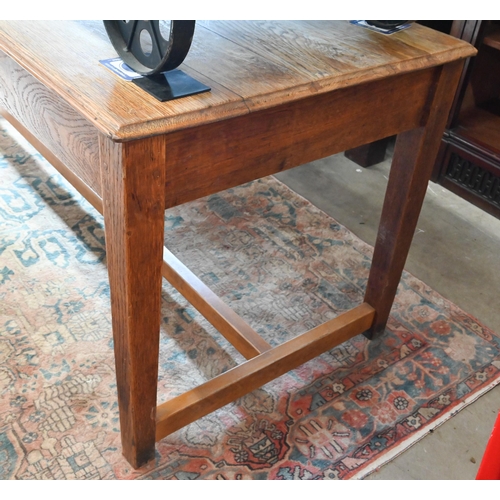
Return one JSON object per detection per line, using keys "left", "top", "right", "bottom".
{"left": 1, "top": 118, "right": 500, "bottom": 479}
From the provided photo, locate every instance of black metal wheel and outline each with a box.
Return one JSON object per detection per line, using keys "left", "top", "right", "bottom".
{"left": 365, "top": 21, "right": 409, "bottom": 30}
{"left": 103, "top": 20, "right": 196, "bottom": 76}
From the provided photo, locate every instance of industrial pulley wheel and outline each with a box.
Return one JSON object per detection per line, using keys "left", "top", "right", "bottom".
{"left": 103, "top": 20, "right": 196, "bottom": 76}
{"left": 365, "top": 21, "right": 409, "bottom": 29}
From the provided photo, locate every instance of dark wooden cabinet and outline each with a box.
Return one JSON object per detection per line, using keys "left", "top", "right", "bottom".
{"left": 431, "top": 20, "right": 500, "bottom": 219}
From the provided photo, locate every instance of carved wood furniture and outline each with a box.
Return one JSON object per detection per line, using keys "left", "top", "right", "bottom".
{"left": 431, "top": 20, "right": 500, "bottom": 220}
{"left": 0, "top": 21, "right": 475, "bottom": 468}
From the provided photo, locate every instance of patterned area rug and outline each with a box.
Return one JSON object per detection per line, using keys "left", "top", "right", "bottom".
{"left": 1, "top": 118, "right": 500, "bottom": 480}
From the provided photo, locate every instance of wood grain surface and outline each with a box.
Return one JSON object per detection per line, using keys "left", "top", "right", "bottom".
{"left": 0, "top": 51, "right": 101, "bottom": 194}
{"left": 364, "top": 60, "right": 466, "bottom": 339}
{"left": 163, "top": 66, "right": 439, "bottom": 208}
{"left": 0, "top": 109, "right": 103, "bottom": 211}
{"left": 0, "top": 21, "right": 476, "bottom": 141}
{"left": 99, "top": 134, "right": 166, "bottom": 468}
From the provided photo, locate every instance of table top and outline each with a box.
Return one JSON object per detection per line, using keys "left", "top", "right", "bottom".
{"left": 0, "top": 21, "right": 476, "bottom": 141}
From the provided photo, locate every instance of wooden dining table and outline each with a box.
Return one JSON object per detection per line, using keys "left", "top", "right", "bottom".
{"left": 0, "top": 20, "right": 476, "bottom": 468}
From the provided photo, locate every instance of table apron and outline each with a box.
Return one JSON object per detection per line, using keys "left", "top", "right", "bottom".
{"left": 163, "top": 66, "right": 441, "bottom": 209}
{"left": 1, "top": 48, "right": 442, "bottom": 214}
{"left": 0, "top": 50, "right": 101, "bottom": 197}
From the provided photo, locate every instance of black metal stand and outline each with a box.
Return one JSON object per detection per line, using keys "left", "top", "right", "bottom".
{"left": 133, "top": 69, "right": 210, "bottom": 102}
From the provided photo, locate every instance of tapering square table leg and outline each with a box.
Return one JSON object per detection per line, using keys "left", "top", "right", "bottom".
{"left": 99, "top": 135, "right": 166, "bottom": 467}
{"left": 364, "top": 60, "right": 465, "bottom": 339}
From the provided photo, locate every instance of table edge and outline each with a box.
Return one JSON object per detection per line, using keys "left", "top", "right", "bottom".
{"left": 0, "top": 30, "right": 476, "bottom": 142}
